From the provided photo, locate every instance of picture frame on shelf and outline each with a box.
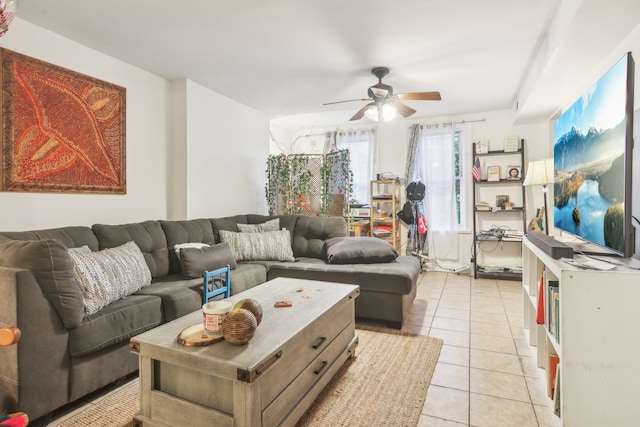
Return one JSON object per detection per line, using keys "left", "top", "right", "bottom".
{"left": 504, "top": 136, "right": 519, "bottom": 152}
{"left": 496, "top": 195, "right": 509, "bottom": 209}
{"left": 487, "top": 166, "right": 501, "bottom": 181}
{"left": 506, "top": 165, "right": 521, "bottom": 180}
{"left": 475, "top": 139, "right": 489, "bottom": 153}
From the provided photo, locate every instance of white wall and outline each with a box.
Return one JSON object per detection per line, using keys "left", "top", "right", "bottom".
{"left": 183, "top": 80, "right": 270, "bottom": 218}
{"left": 0, "top": 19, "right": 271, "bottom": 231}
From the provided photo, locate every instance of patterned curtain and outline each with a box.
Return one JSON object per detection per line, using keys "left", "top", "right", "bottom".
{"left": 405, "top": 124, "right": 422, "bottom": 182}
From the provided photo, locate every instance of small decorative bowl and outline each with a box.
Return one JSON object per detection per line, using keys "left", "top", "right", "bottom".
{"left": 223, "top": 309, "right": 257, "bottom": 345}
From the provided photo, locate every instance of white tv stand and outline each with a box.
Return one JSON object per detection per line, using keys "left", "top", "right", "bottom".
{"left": 522, "top": 236, "right": 640, "bottom": 425}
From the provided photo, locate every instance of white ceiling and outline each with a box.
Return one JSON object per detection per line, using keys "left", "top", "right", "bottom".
{"left": 11, "top": 0, "right": 640, "bottom": 128}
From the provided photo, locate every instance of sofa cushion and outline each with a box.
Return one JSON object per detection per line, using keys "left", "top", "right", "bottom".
{"left": 267, "top": 256, "right": 419, "bottom": 295}
{"left": 0, "top": 226, "right": 100, "bottom": 251}
{"left": 68, "top": 241, "right": 152, "bottom": 316}
{"left": 179, "top": 243, "right": 237, "bottom": 279}
{"left": 174, "top": 242, "right": 209, "bottom": 259}
{"left": 92, "top": 220, "right": 169, "bottom": 278}
{"left": 292, "top": 216, "right": 348, "bottom": 258}
{"left": 135, "top": 276, "right": 203, "bottom": 321}
{"left": 0, "top": 239, "right": 85, "bottom": 329}
{"left": 237, "top": 218, "right": 279, "bottom": 233}
{"left": 227, "top": 263, "right": 268, "bottom": 295}
{"left": 210, "top": 215, "right": 249, "bottom": 242}
{"left": 159, "top": 219, "right": 216, "bottom": 274}
{"left": 220, "top": 230, "right": 295, "bottom": 262}
{"left": 69, "top": 294, "right": 162, "bottom": 357}
{"left": 324, "top": 237, "right": 399, "bottom": 264}
{"left": 246, "top": 214, "right": 298, "bottom": 243}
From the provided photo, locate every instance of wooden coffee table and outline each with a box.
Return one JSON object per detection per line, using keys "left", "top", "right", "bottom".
{"left": 130, "top": 277, "right": 359, "bottom": 427}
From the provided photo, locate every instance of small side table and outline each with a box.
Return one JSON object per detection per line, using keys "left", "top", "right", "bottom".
{"left": 350, "top": 221, "right": 370, "bottom": 237}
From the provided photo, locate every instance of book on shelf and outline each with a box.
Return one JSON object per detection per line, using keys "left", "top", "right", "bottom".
{"left": 487, "top": 166, "right": 501, "bottom": 181}
{"left": 546, "top": 279, "right": 559, "bottom": 340}
{"left": 536, "top": 275, "right": 544, "bottom": 324}
{"left": 548, "top": 353, "right": 560, "bottom": 399}
{"left": 553, "top": 364, "right": 561, "bottom": 416}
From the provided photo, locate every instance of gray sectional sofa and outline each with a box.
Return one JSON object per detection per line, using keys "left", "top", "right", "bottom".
{"left": 0, "top": 214, "right": 420, "bottom": 422}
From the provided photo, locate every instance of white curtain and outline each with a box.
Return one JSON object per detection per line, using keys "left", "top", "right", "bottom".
{"left": 410, "top": 123, "right": 465, "bottom": 261}
{"left": 336, "top": 128, "right": 376, "bottom": 204}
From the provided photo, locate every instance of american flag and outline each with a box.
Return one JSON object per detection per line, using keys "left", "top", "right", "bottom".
{"left": 472, "top": 156, "right": 482, "bottom": 182}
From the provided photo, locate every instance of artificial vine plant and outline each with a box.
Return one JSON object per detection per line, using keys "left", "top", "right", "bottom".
{"left": 320, "top": 149, "right": 354, "bottom": 217}
{"left": 265, "top": 154, "right": 314, "bottom": 215}
{"left": 265, "top": 149, "right": 353, "bottom": 217}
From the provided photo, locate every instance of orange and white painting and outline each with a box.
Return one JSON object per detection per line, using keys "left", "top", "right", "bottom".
{"left": 1, "top": 48, "right": 126, "bottom": 194}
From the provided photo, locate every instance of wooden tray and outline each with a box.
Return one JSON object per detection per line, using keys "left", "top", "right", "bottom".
{"left": 176, "top": 323, "right": 224, "bottom": 346}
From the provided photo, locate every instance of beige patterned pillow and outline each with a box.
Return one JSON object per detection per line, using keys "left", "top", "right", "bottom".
{"left": 237, "top": 218, "right": 280, "bottom": 233}
{"left": 68, "top": 241, "right": 152, "bottom": 315}
{"left": 219, "top": 229, "right": 295, "bottom": 262}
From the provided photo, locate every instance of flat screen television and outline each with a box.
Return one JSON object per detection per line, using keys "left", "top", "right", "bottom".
{"left": 553, "top": 52, "right": 635, "bottom": 257}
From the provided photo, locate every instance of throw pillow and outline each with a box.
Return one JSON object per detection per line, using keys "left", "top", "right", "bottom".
{"left": 237, "top": 218, "right": 280, "bottom": 233}
{"left": 174, "top": 242, "right": 209, "bottom": 259}
{"left": 324, "top": 237, "right": 399, "bottom": 264}
{"left": 219, "top": 229, "right": 295, "bottom": 262}
{"left": 68, "top": 241, "right": 152, "bottom": 316}
{"left": 179, "top": 242, "right": 238, "bottom": 279}
{"left": 68, "top": 245, "right": 92, "bottom": 254}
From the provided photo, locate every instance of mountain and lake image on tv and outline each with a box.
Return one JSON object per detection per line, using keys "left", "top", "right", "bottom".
{"left": 553, "top": 52, "right": 635, "bottom": 256}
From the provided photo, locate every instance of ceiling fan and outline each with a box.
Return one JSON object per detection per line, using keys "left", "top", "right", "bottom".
{"left": 324, "top": 66, "right": 441, "bottom": 121}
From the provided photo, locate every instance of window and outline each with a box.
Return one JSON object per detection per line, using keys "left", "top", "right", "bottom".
{"left": 336, "top": 129, "right": 376, "bottom": 204}
{"left": 410, "top": 127, "right": 466, "bottom": 230}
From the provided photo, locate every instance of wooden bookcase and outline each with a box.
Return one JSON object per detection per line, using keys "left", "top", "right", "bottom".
{"left": 369, "top": 179, "right": 401, "bottom": 252}
{"left": 522, "top": 236, "right": 640, "bottom": 425}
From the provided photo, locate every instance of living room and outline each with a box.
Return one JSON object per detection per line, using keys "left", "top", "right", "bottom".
{"left": 1, "top": 1, "right": 640, "bottom": 426}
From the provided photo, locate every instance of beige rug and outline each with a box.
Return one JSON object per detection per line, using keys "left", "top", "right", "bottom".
{"left": 49, "top": 327, "right": 442, "bottom": 427}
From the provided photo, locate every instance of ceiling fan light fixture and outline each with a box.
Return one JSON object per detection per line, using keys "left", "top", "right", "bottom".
{"left": 364, "top": 105, "right": 379, "bottom": 121}
{"left": 382, "top": 104, "right": 396, "bottom": 121}
{"left": 364, "top": 103, "right": 397, "bottom": 122}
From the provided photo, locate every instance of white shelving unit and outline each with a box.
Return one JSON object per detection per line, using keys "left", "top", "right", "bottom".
{"left": 522, "top": 236, "right": 640, "bottom": 425}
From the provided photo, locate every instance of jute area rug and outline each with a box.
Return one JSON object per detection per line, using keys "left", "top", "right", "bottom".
{"left": 49, "top": 327, "right": 442, "bottom": 427}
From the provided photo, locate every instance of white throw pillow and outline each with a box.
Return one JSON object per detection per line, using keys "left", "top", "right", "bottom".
{"left": 68, "top": 241, "right": 152, "bottom": 316}
{"left": 219, "top": 229, "right": 295, "bottom": 262}
{"left": 174, "top": 242, "right": 210, "bottom": 259}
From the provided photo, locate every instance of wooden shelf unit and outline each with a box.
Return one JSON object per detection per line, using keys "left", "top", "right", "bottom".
{"left": 522, "top": 236, "right": 640, "bottom": 425}
{"left": 369, "top": 179, "right": 402, "bottom": 252}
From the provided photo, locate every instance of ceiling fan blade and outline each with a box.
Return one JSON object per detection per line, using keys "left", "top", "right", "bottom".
{"left": 388, "top": 101, "right": 416, "bottom": 118}
{"left": 396, "top": 91, "right": 441, "bottom": 101}
{"left": 349, "top": 104, "right": 372, "bottom": 121}
{"left": 323, "top": 98, "right": 370, "bottom": 106}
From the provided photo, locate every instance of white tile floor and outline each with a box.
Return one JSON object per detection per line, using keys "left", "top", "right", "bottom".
{"left": 408, "top": 271, "right": 560, "bottom": 427}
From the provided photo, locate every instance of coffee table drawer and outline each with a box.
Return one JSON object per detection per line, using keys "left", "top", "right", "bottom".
{"left": 262, "top": 321, "right": 356, "bottom": 426}
{"left": 260, "top": 298, "right": 353, "bottom": 407}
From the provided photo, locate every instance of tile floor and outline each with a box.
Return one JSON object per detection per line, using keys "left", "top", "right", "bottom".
{"left": 408, "top": 271, "right": 560, "bottom": 427}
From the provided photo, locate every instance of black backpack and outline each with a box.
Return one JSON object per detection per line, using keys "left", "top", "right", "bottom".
{"left": 406, "top": 181, "right": 425, "bottom": 201}
{"left": 397, "top": 201, "right": 414, "bottom": 225}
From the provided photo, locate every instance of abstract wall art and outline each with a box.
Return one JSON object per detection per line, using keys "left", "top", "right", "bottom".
{"left": 1, "top": 48, "right": 126, "bottom": 194}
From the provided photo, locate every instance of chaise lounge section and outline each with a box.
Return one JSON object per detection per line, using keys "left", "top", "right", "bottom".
{"left": 0, "top": 214, "right": 420, "bottom": 421}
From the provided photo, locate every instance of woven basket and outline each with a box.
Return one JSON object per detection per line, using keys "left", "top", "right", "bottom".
{"left": 223, "top": 309, "right": 257, "bottom": 345}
